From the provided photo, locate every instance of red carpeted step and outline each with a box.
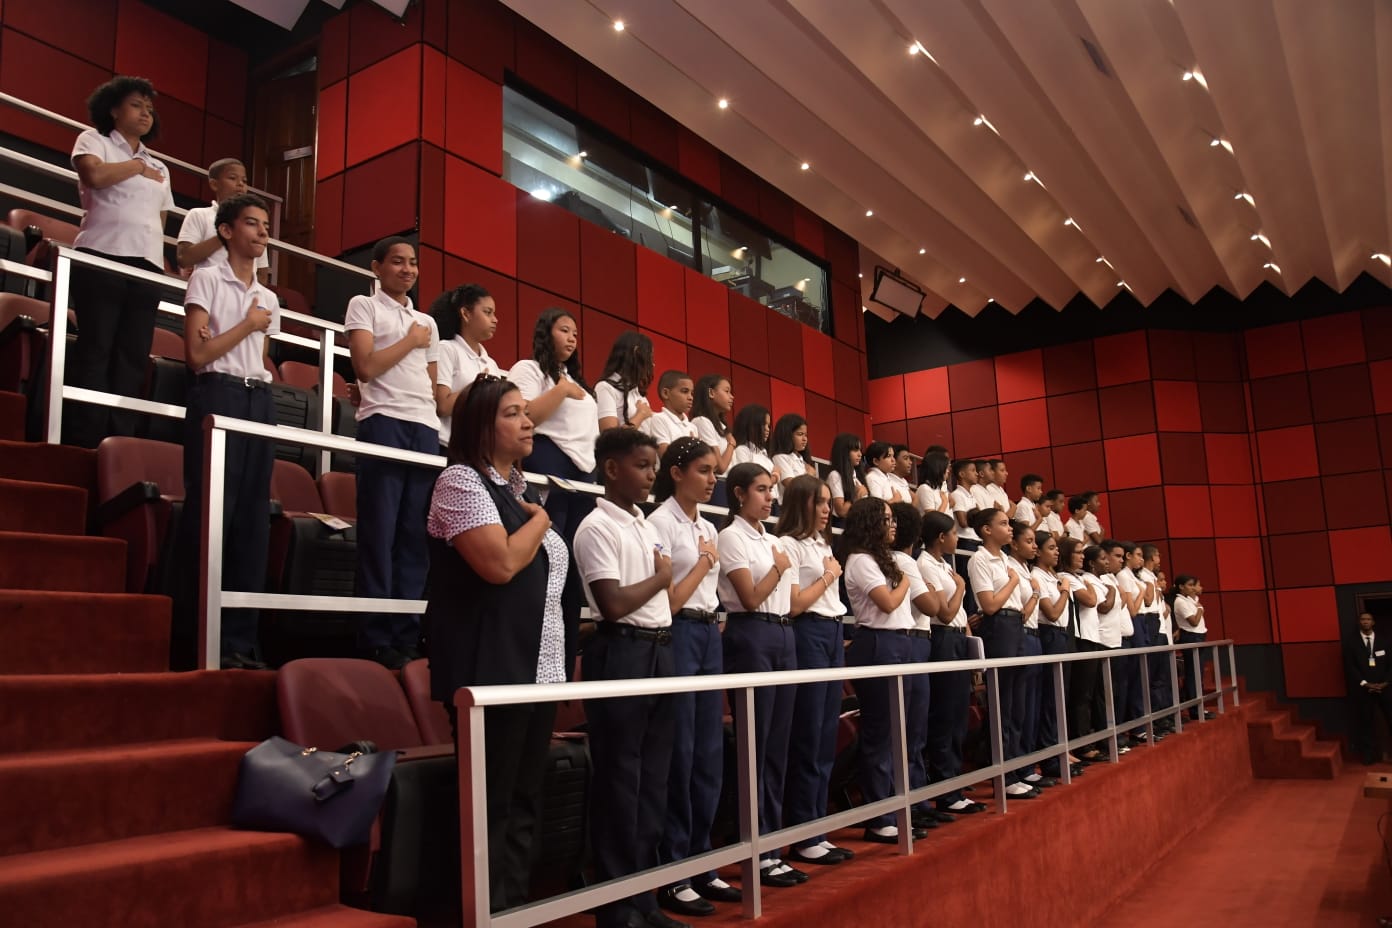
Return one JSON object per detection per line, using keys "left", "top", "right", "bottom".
{"left": 0, "top": 477, "right": 86, "bottom": 535}
{"left": 0, "top": 739, "right": 255, "bottom": 855}
{"left": 0, "top": 530, "right": 125, "bottom": 592}
{"left": 0, "top": 391, "right": 23, "bottom": 441}
{"left": 231, "top": 905, "right": 416, "bottom": 927}
{"left": 0, "top": 827, "right": 341, "bottom": 928}
{"left": 0, "top": 671, "right": 276, "bottom": 753}
{"left": 0, "top": 439, "right": 95, "bottom": 495}
{"left": 0, "top": 590, "right": 169, "bottom": 674}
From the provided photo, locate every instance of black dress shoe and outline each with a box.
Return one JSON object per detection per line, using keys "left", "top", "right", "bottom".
{"left": 692, "top": 881, "right": 741, "bottom": 903}
{"left": 646, "top": 910, "right": 693, "bottom": 928}
{"left": 787, "top": 847, "right": 845, "bottom": 865}
{"left": 657, "top": 887, "right": 714, "bottom": 918}
{"left": 943, "top": 800, "right": 986, "bottom": 814}
{"left": 221, "top": 652, "right": 269, "bottom": 670}
{"left": 759, "top": 867, "right": 800, "bottom": 888}
{"left": 1026, "top": 776, "right": 1059, "bottom": 788}
{"left": 925, "top": 809, "right": 956, "bottom": 824}
{"left": 861, "top": 827, "right": 927, "bottom": 844}
{"left": 1069, "top": 764, "right": 1085, "bottom": 777}
{"left": 910, "top": 812, "right": 940, "bottom": 830}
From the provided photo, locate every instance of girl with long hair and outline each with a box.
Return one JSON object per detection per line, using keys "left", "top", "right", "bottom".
{"left": 595, "top": 330, "right": 655, "bottom": 431}
{"left": 826, "top": 432, "right": 867, "bottom": 519}
{"left": 691, "top": 374, "right": 736, "bottom": 473}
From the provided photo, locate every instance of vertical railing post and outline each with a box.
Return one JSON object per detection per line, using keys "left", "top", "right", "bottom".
{"left": 734, "top": 685, "right": 761, "bottom": 919}
{"left": 1140, "top": 644, "right": 1153, "bottom": 743}
{"left": 888, "top": 672, "right": 912, "bottom": 853}
{"left": 1228, "top": 642, "right": 1241, "bottom": 707}
{"left": 1169, "top": 649, "right": 1183, "bottom": 734}
{"left": 457, "top": 697, "right": 491, "bottom": 927}
{"left": 317, "top": 328, "right": 334, "bottom": 476}
{"left": 986, "top": 666, "right": 1006, "bottom": 812}
{"left": 198, "top": 420, "right": 227, "bottom": 671}
{"left": 1213, "top": 645, "right": 1225, "bottom": 714}
{"left": 1194, "top": 644, "right": 1207, "bottom": 722}
{"left": 44, "top": 250, "right": 71, "bottom": 444}
{"left": 1101, "top": 655, "right": 1118, "bottom": 762}
{"left": 1052, "top": 660, "right": 1070, "bottom": 785}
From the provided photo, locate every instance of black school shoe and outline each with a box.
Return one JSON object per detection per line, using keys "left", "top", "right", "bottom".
{"left": 691, "top": 881, "right": 741, "bottom": 903}
{"left": 657, "top": 886, "right": 714, "bottom": 918}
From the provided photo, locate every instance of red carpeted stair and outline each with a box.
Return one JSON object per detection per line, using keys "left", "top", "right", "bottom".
{"left": 0, "top": 390, "right": 24, "bottom": 441}
{"left": 1243, "top": 690, "right": 1342, "bottom": 778}
{"left": 0, "top": 403, "right": 415, "bottom": 928}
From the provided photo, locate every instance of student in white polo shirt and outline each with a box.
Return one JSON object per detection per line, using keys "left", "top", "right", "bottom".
{"left": 1032, "top": 531, "right": 1075, "bottom": 779}
{"left": 770, "top": 414, "right": 818, "bottom": 494}
{"left": 864, "top": 441, "right": 905, "bottom": 504}
{"left": 826, "top": 433, "right": 867, "bottom": 519}
{"left": 731, "top": 405, "right": 782, "bottom": 505}
{"left": 643, "top": 370, "right": 700, "bottom": 457}
{"left": 176, "top": 193, "right": 278, "bottom": 670}
{"left": 649, "top": 437, "right": 738, "bottom": 913}
{"left": 889, "top": 445, "right": 916, "bottom": 503}
{"left": 717, "top": 462, "right": 802, "bottom": 888}
{"left": 510, "top": 307, "right": 598, "bottom": 491}
{"left": 1071, "top": 543, "right": 1112, "bottom": 761}
{"left": 914, "top": 451, "right": 951, "bottom": 516}
{"left": 971, "top": 460, "right": 996, "bottom": 513}
{"left": 968, "top": 507, "right": 1040, "bottom": 798}
{"left": 842, "top": 497, "right": 929, "bottom": 841}
{"left": 1094, "top": 541, "right": 1136, "bottom": 752}
{"left": 595, "top": 331, "right": 655, "bottom": 432}
{"left": 430, "top": 283, "right": 502, "bottom": 453}
{"left": 691, "top": 374, "right": 737, "bottom": 474}
{"left": 1083, "top": 491, "right": 1106, "bottom": 544}
{"left": 1007, "top": 523, "right": 1050, "bottom": 789}
{"left": 1172, "top": 574, "right": 1208, "bottom": 721}
{"left": 345, "top": 236, "right": 440, "bottom": 669}
{"left": 573, "top": 428, "right": 681, "bottom": 928}
{"left": 67, "top": 75, "right": 175, "bottom": 448}
{"left": 175, "top": 157, "right": 270, "bottom": 283}
{"left": 986, "top": 459, "right": 1012, "bottom": 514}
{"left": 1137, "top": 544, "right": 1171, "bottom": 732}
{"left": 918, "top": 511, "right": 986, "bottom": 816}
{"left": 1012, "top": 474, "right": 1046, "bottom": 530}
{"left": 1116, "top": 542, "right": 1153, "bottom": 743}
{"left": 1041, "top": 490, "right": 1067, "bottom": 539}
{"left": 1064, "top": 495, "right": 1089, "bottom": 543}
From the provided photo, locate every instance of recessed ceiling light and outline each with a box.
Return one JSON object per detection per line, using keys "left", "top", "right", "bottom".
{"left": 858, "top": 273, "right": 863, "bottom": 278}
{"left": 717, "top": 98, "right": 729, "bottom": 109}
{"left": 958, "top": 276, "right": 967, "bottom": 284}
{"left": 909, "top": 41, "right": 921, "bottom": 55}
{"left": 1234, "top": 191, "right": 1255, "bottom": 205}
{"left": 1251, "top": 232, "right": 1271, "bottom": 248}
{"left": 613, "top": 19, "right": 625, "bottom": 31}
{"left": 577, "top": 150, "right": 588, "bottom": 158}
{"left": 1064, "top": 217, "right": 1077, "bottom": 228}
{"left": 800, "top": 162, "right": 810, "bottom": 171}
{"left": 918, "top": 248, "right": 926, "bottom": 255}
{"left": 865, "top": 209, "right": 874, "bottom": 217}
{"left": 1210, "top": 137, "right": 1234, "bottom": 153}
{"left": 1373, "top": 253, "right": 1392, "bottom": 265}
{"left": 1023, "top": 172, "right": 1034, "bottom": 182}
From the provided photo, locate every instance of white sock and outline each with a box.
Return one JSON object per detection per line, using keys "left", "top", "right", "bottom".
{"left": 1024, "top": 772, "right": 1042, "bottom": 782}
{"left": 673, "top": 886, "right": 702, "bottom": 903}
{"left": 819, "top": 840, "right": 841, "bottom": 851}
{"left": 869, "top": 825, "right": 898, "bottom": 837}
{"left": 948, "top": 799, "right": 974, "bottom": 811}
{"left": 707, "top": 878, "right": 732, "bottom": 890}
{"left": 796, "top": 844, "right": 831, "bottom": 859}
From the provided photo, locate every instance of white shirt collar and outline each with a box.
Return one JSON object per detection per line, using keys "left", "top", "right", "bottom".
{"left": 732, "top": 515, "right": 765, "bottom": 539}
{"left": 453, "top": 334, "right": 490, "bottom": 363}
{"left": 373, "top": 288, "right": 413, "bottom": 313}
{"left": 107, "top": 129, "right": 143, "bottom": 157}
{"left": 595, "top": 496, "right": 642, "bottom": 526}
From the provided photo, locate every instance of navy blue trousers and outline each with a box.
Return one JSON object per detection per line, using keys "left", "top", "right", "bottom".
{"left": 660, "top": 617, "right": 724, "bottom": 883}
{"left": 905, "top": 633, "right": 932, "bottom": 812}
{"left": 1015, "top": 632, "right": 1043, "bottom": 779}
{"left": 723, "top": 615, "right": 797, "bottom": 858}
{"left": 783, "top": 614, "right": 845, "bottom": 849}
{"left": 583, "top": 632, "right": 675, "bottom": 927}
{"left": 1146, "top": 618, "right": 1172, "bottom": 711}
{"left": 1179, "top": 630, "right": 1207, "bottom": 717}
{"left": 1038, "top": 626, "right": 1074, "bottom": 776}
{"left": 355, "top": 414, "right": 437, "bottom": 651}
{"left": 978, "top": 610, "right": 1025, "bottom": 783}
{"left": 846, "top": 627, "right": 912, "bottom": 828}
{"left": 927, "top": 627, "right": 972, "bottom": 809}
{"left": 178, "top": 377, "right": 275, "bottom": 660}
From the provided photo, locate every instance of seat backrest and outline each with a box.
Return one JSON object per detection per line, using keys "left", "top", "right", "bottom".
{"left": 280, "top": 360, "right": 349, "bottom": 399}
{"left": 401, "top": 659, "right": 452, "bottom": 744}
{"left": 8, "top": 209, "right": 80, "bottom": 247}
{"left": 278, "top": 658, "right": 425, "bottom": 752}
{"left": 317, "top": 472, "right": 357, "bottom": 519}
{"left": 270, "top": 459, "right": 322, "bottom": 513}
{"left": 0, "top": 293, "right": 51, "bottom": 329}
{"left": 149, "top": 326, "right": 185, "bottom": 361}
{"left": 96, "top": 436, "right": 184, "bottom": 504}
{"left": 267, "top": 284, "right": 311, "bottom": 316}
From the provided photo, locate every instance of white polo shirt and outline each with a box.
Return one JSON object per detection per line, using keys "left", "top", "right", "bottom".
{"left": 1083, "top": 512, "right": 1104, "bottom": 537}
{"left": 894, "top": 550, "right": 933, "bottom": 630}
{"left": 1158, "top": 595, "right": 1173, "bottom": 641}
{"left": 865, "top": 468, "right": 896, "bottom": 502}
{"left": 176, "top": 203, "right": 270, "bottom": 273}
{"left": 889, "top": 472, "right": 914, "bottom": 503}
{"left": 771, "top": 452, "right": 811, "bottom": 485}
{"left": 595, "top": 377, "right": 645, "bottom": 427}
{"left": 1064, "top": 520, "right": 1087, "bottom": 542}
{"left": 717, "top": 516, "right": 792, "bottom": 615}
{"left": 1009, "top": 556, "right": 1038, "bottom": 628}
{"left": 826, "top": 469, "right": 863, "bottom": 502}
{"left": 917, "top": 551, "right": 967, "bottom": 628}
{"left": 648, "top": 496, "right": 719, "bottom": 614}
{"left": 573, "top": 497, "right": 672, "bottom": 629}
{"left": 844, "top": 552, "right": 918, "bottom": 630}
{"left": 732, "top": 444, "right": 779, "bottom": 500}
{"left": 436, "top": 335, "right": 501, "bottom": 446}
{"left": 1042, "top": 511, "right": 1064, "bottom": 538}
{"left": 970, "top": 484, "right": 994, "bottom": 512}
{"left": 1013, "top": 498, "right": 1038, "bottom": 526}
{"left": 692, "top": 415, "right": 726, "bottom": 449}
{"left": 1033, "top": 567, "right": 1067, "bottom": 630}
{"left": 184, "top": 262, "right": 280, "bottom": 380}
{"left": 1116, "top": 569, "right": 1140, "bottom": 636}
{"left": 1097, "top": 574, "right": 1126, "bottom": 648}
{"left": 1136, "top": 567, "right": 1159, "bottom": 612}
{"left": 644, "top": 408, "right": 698, "bottom": 447}
{"left": 783, "top": 533, "right": 846, "bottom": 618}
{"left": 1075, "top": 572, "right": 1105, "bottom": 643}
{"left": 71, "top": 128, "right": 174, "bottom": 269}
{"left": 508, "top": 359, "right": 599, "bottom": 474}
{"left": 968, "top": 547, "right": 1025, "bottom": 612}
{"left": 988, "top": 484, "right": 1011, "bottom": 512}
{"left": 344, "top": 289, "right": 440, "bottom": 429}
{"left": 914, "top": 483, "right": 942, "bottom": 514}
{"left": 1174, "top": 595, "right": 1206, "bottom": 635}
{"left": 951, "top": 485, "right": 981, "bottom": 542}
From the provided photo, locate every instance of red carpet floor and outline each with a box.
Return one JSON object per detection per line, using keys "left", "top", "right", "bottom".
{"left": 1097, "top": 766, "right": 1392, "bottom": 928}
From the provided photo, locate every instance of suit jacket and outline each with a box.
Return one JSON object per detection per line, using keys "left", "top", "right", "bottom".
{"left": 1346, "top": 630, "right": 1392, "bottom": 689}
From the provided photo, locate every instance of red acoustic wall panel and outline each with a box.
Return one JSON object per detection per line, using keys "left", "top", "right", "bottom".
{"left": 5, "top": 0, "right": 116, "bottom": 71}
{"left": 1372, "top": 360, "right": 1392, "bottom": 413}
{"left": 1107, "top": 487, "right": 1167, "bottom": 541}
{"left": 770, "top": 379, "right": 807, "bottom": 422}
{"left": 1103, "top": 434, "right": 1161, "bottom": 490}
{"left": 1204, "top": 433, "right": 1253, "bottom": 484}
{"left": 344, "top": 46, "right": 421, "bottom": 169}
{"left": 1282, "top": 642, "right": 1346, "bottom": 698}
{"left": 906, "top": 415, "right": 953, "bottom": 456}
{"left": 766, "top": 311, "right": 804, "bottom": 386}
{"left": 1164, "top": 486, "right": 1214, "bottom": 538}
{"left": 1219, "top": 591, "right": 1272, "bottom": 645}
{"left": 642, "top": 328, "right": 688, "bottom": 408}
{"left": 1051, "top": 441, "right": 1107, "bottom": 494}
{"left": 951, "top": 407, "right": 1001, "bottom": 458}
{"left": 1274, "top": 587, "right": 1339, "bottom": 643}
{"left": 1308, "top": 364, "right": 1373, "bottom": 422}
{"left": 994, "top": 349, "right": 1045, "bottom": 403}
{"left": 513, "top": 20, "right": 577, "bottom": 108}
{"left": 1098, "top": 382, "right": 1156, "bottom": 438}
{"left": 421, "top": 47, "right": 445, "bottom": 148}
{"left": 443, "top": 155, "right": 516, "bottom": 275}
{"left": 1153, "top": 380, "right": 1202, "bottom": 432}
{"left": 635, "top": 248, "right": 686, "bottom": 341}
{"left": 904, "top": 367, "right": 951, "bottom": 418}
{"left": 1320, "top": 472, "right": 1389, "bottom": 530}
{"left": 802, "top": 326, "right": 835, "bottom": 400}
{"left": 514, "top": 194, "right": 580, "bottom": 300}
{"left": 445, "top": 56, "right": 503, "bottom": 174}
{"left": 685, "top": 272, "right": 731, "bottom": 361}
{"left": 577, "top": 227, "right": 637, "bottom": 322}
{"left": 580, "top": 306, "right": 633, "bottom": 384}
{"left": 676, "top": 129, "right": 722, "bottom": 194}
{"left": 1249, "top": 373, "right": 1311, "bottom": 430}
{"left": 446, "top": 0, "right": 514, "bottom": 83}
{"left": 998, "top": 399, "right": 1050, "bottom": 453}
{"left": 1209, "top": 484, "right": 1260, "bottom": 538}
{"left": 1266, "top": 533, "right": 1333, "bottom": 589}
{"left": 1260, "top": 479, "right": 1327, "bottom": 536}
{"left": 1197, "top": 381, "right": 1248, "bottom": 432}
{"left": 316, "top": 80, "right": 347, "bottom": 180}
{"left": 832, "top": 342, "right": 864, "bottom": 411}
{"left": 868, "top": 376, "right": 906, "bottom": 424}
{"left": 1314, "top": 418, "right": 1381, "bottom": 475}
{"left": 1042, "top": 341, "right": 1097, "bottom": 395}
{"left": 805, "top": 392, "right": 837, "bottom": 458}
{"left": 732, "top": 364, "right": 772, "bottom": 418}
{"left": 340, "top": 143, "right": 419, "bottom": 251}
{"left": 1300, "top": 311, "right": 1365, "bottom": 370}
{"left": 1093, "top": 330, "right": 1149, "bottom": 387}
{"left": 114, "top": 0, "right": 208, "bottom": 109}
{"left": 947, "top": 358, "right": 997, "bottom": 411}
{"left": 1158, "top": 433, "right": 1208, "bottom": 484}
{"left": 1147, "top": 329, "right": 1196, "bottom": 381}
{"left": 0, "top": 28, "right": 112, "bottom": 151}
{"left": 1329, "top": 527, "right": 1392, "bottom": 584}
{"left": 727, "top": 293, "right": 770, "bottom": 372}
{"left": 1244, "top": 321, "right": 1305, "bottom": 379}
{"left": 1215, "top": 538, "right": 1265, "bottom": 591}
{"left": 346, "top": 0, "right": 423, "bottom": 74}
{"left": 1045, "top": 391, "right": 1102, "bottom": 446}
{"left": 1255, "top": 426, "right": 1319, "bottom": 482}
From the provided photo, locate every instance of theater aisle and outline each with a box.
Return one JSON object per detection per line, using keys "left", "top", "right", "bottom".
{"left": 1096, "top": 769, "right": 1392, "bottom": 928}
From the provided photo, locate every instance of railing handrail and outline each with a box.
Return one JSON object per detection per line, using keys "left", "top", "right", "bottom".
{"left": 0, "top": 91, "right": 284, "bottom": 204}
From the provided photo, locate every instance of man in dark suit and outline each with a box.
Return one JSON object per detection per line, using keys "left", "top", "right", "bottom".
{"left": 1347, "top": 612, "right": 1392, "bottom": 765}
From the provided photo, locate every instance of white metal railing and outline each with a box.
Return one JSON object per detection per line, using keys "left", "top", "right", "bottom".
{"left": 454, "top": 636, "right": 1239, "bottom": 926}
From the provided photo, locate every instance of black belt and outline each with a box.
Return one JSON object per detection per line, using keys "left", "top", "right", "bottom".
{"left": 932, "top": 625, "right": 965, "bottom": 634}
{"left": 908, "top": 628, "right": 932, "bottom": 640}
{"left": 675, "top": 608, "right": 719, "bottom": 624}
{"left": 1040, "top": 624, "right": 1068, "bottom": 633}
{"left": 196, "top": 371, "right": 269, "bottom": 390}
{"left": 1024, "top": 628, "right": 1040, "bottom": 637}
{"left": 858, "top": 626, "right": 909, "bottom": 636}
{"left": 995, "top": 609, "right": 1023, "bottom": 618}
{"left": 797, "top": 612, "right": 845, "bottom": 622}
{"left": 728, "top": 611, "right": 791, "bottom": 626}
{"left": 596, "top": 622, "right": 672, "bottom": 644}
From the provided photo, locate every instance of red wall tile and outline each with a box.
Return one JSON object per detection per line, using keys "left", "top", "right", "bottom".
{"left": 443, "top": 155, "right": 516, "bottom": 275}
{"left": 831, "top": 280, "right": 862, "bottom": 350}
{"left": 719, "top": 160, "right": 760, "bottom": 215}
{"left": 1046, "top": 391, "right": 1102, "bottom": 446}
{"left": 635, "top": 247, "right": 686, "bottom": 341}
{"left": 347, "top": 0, "right": 422, "bottom": 75}
{"left": 727, "top": 292, "right": 769, "bottom": 372}
{"left": 575, "top": 61, "right": 630, "bottom": 142}
{"left": 1164, "top": 486, "right": 1214, "bottom": 537}
{"left": 766, "top": 311, "right": 804, "bottom": 386}
{"left": 515, "top": 191, "right": 580, "bottom": 299}
{"left": 907, "top": 415, "right": 953, "bottom": 456}
{"left": 1260, "top": 479, "right": 1327, "bottom": 535}
{"left": 415, "top": 245, "right": 442, "bottom": 314}
{"left": 1366, "top": 308, "right": 1392, "bottom": 362}
{"left": 0, "top": 28, "right": 111, "bottom": 152}
{"left": 1052, "top": 441, "right": 1107, "bottom": 494}
{"left": 1103, "top": 434, "right": 1161, "bottom": 490}
{"left": 6, "top": 0, "right": 116, "bottom": 69}
{"left": 445, "top": 56, "right": 502, "bottom": 175}
{"left": 733, "top": 364, "right": 772, "bottom": 419}
{"left": 995, "top": 349, "right": 1045, "bottom": 403}
{"left": 1159, "top": 432, "right": 1209, "bottom": 484}
{"left": 629, "top": 97, "right": 679, "bottom": 167}
{"left": 677, "top": 130, "right": 721, "bottom": 194}
{"left": 340, "top": 143, "right": 419, "bottom": 251}
{"left": 684, "top": 272, "right": 730, "bottom": 361}
{"left": 440, "top": 254, "right": 518, "bottom": 370}
{"left": 1147, "top": 329, "right": 1196, "bottom": 380}
{"left": 1043, "top": 341, "right": 1097, "bottom": 396}
{"left": 1301, "top": 312, "right": 1365, "bottom": 370}
{"left": 579, "top": 306, "right": 633, "bottom": 385}
{"left": 770, "top": 379, "right": 806, "bottom": 420}
{"left": 1321, "top": 471, "right": 1389, "bottom": 530}
{"left": 1204, "top": 433, "right": 1253, "bottom": 484}
{"left": 1094, "top": 330, "right": 1150, "bottom": 387}
{"left": 1215, "top": 537, "right": 1265, "bottom": 591}
{"left": 204, "top": 40, "right": 248, "bottom": 127}
{"left": 1195, "top": 331, "right": 1244, "bottom": 381}
{"left": 1210, "top": 484, "right": 1259, "bottom": 538}
{"left": 947, "top": 358, "right": 997, "bottom": 411}
{"left": 1329, "top": 526, "right": 1392, "bottom": 584}
{"left": 1314, "top": 418, "right": 1382, "bottom": 475}
{"left": 313, "top": 174, "right": 343, "bottom": 257}
{"left": 868, "top": 376, "right": 906, "bottom": 424}
{"left": 579, "top": 224, "right": 636, "bottom": 321}
{"left": 1197, "top": 380, "right": 1248, "bottom": 432}
{"left": 446, "top": 0, "right": 514, "bottom": 83}
{"left": 1107, "top": 487, "right": 1167, "bottom": 541}
{"left": 998, "top": 398, "right": 1050, "bottom": 452}
{"left": 1255, "top": 426, "right": 1319, "bottom": 483}
{"left": 1308, "top": 364, "right": 1374, "bottom": 422}
{"left": 801, "top": 326, "right": 834, "bottom": 399}
{"left": 838, "top": 404, "right": 868, "bottom": 442}
{"left": 1244, "top": 322, "right": 1305, "bottom": 379}
{"left": 805, "top": 392, "right": 837, "bottom": 458}
{"left": 421, "top": 46, "right": 445, "bottom": 149}
{"left": 951, "top": 407, "right": 1001, "bottom": 458}
{"left": 1282, "top": 642, "right": 1346, "bottom": 698}
{"left": 1153, "top": 380, "right": 1202, "bottom": 432}
{"left": 1274, "top": 587, "right": 1339, "bottom": 643}
{"left": 418, "top": 144, "right": 444, "bottom": 248}
{"left": 792, "top": 206, "right": 825, "bottom": 257}
{"left": 1099, "top": 382, "right": 1156, "bottom": 438}
{"left": 319, "top": 11, "right": 349, "bottom": 87}
{"left": 512, "top": 20, "right": 576, "bottom": 108}
{"left": 1004, "top": 448, "right": 1054, "bottom": 491}
{"left": 1266, "top": 533, "right": 1333, "bottom": 589}
{"left": 1249, "top": 373, "right": 1311, "bottom": 431}
{"left": 1168, "top": 539, "right": 1219, "bottom": 593}
{"left": 345, "top": 46, "right": 421, "bottom": 169}
{"left": 904, "top": 367, "right": 951, "bottom": 418}
{"left": 316, "top": 80, "right": 347, "bottom": 179}
{"left": 1372, "top": 360, "right": 1392, "bottom": 414}
{"left": 872, "top": 421, "right": 909, "bottom": 446}
{"left": 832, "top": 341, "right": 864, "bottom": 410}
{"left": 642, "top": 328, "right": 688, "bottom": 409}
{"left": 115, "top": 0, "right": 207, "bottom": 108}
{"left": 1220, "top": 591, "right": 1272, "bottom": 644}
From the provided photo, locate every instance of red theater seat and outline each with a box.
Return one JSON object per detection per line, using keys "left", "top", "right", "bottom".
{"left": 7, "top": 208, "right": 79, "bottom": 267}
{"left": 317, "top": 471, "right": 357, "bottom": 520}
{"left": 0, "top": 293, "right": 56, "bottom": 397}
{"left": 267, "top": 458, "right": 357, "bottom": 598}
{"left": 280, "top": 359, "right": 350, "bottom": 398}
{"left": 278, "top": 657, "right": 427, "bottom": 752}
{"left": 95, "top": 436, "right": 184, "bottom": 594}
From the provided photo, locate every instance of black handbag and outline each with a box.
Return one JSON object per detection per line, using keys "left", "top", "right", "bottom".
{"left": 231, "top": 736, "right": 398, "bottom": 848}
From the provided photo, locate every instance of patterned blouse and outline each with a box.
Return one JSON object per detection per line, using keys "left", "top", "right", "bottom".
{"left": 427, "top": 463, "right": 567, "bottom": 684}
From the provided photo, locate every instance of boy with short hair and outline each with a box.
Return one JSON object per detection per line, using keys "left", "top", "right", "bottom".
{"left": 987, "top": 459, "right": 1011, "bottom": 513}
{"left": 643, "top": 369, "right": 699, "bottom": 456}
{"left": 1065, "top": 494, "right": 1089, "bottom": 542}
{"left": 1082, "top": 491, "right": 1105, "bottom": 544}
{"left": 1012, "top": 474, "right": 1045, "bottom": 529}
{"left": 573, "top": 428, "right": 683, "bottom": 928}
{"left": 1041, "top": 490, "right": 1066, "bottom": 538}
{"left": 178, "top": 192, "right": 279, "bottom": 670}
{"left": 971, "top": 459, "right": 994, "bottom": 512}
{"left": 176, "top": 158, "right": 270, "bottom": 283}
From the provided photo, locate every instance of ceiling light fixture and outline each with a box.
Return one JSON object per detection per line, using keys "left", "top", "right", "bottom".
{"left": 865, "top": 209, "right": 874, "bottom": 217}
{"left": 612, "top": 19, "right": 625, "bottom": 31}
{"left": 1373, "top": 253, "right": 1392, "bottom": 266}
{"left": 1263, "top": 262, "right": 1281, "bottom": 273}
{"left": 958, "top": 276, "right": 967, "bottom": 284}
{"left": 909, "top": 41, "right": 921, "bottom": 55}
{"left": 1234, "top": 192, "right": 1255, "bottom": 205}
{"left": 1210, "top": 137, "right": 1234, "bottom": 154}
{"left": 972, "top": 114, "right": 999, "bottom": 134}
{"left": 800, "top": 162, "right": 810, "bottom": 171}
{"left": 918, "top": 248, "right": 926, "bottom": 255}
{"left": 717, "top": 98, "right": 729, "bottom": 109}
{"left": 1182, "top": 68, "right": 1209, "bottom": 90}
{"left": 1251, "top": 232, "right": 1271, "bottom": 248}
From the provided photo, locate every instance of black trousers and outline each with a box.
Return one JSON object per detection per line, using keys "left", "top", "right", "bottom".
{"left": 1351, "top": 685, "right": 1392, "bottom": 764}
{"left": 926, "top": 627, "right": 971, "bottom": 809}
{"left": 65, "top": 250, "right": 168, "bottom": 448}
{"left": 582, "top": 632, "right": 675, "bottom": 927}
{"left": 176, "top": 377, "right": 275, "bottom": 664}
{"left": 446, "top": 700, "right": 556, "bottom": 911}
{"left": 1037, "top": 626, "right": 1074, "bottom": 776}
{"left": 1068, "top": 638, "right": 1104, "bottom": 747}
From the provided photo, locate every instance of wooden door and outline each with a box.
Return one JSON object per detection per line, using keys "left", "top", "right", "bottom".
{"left": 248, "top": 62, "right": 318, "bottom": 306}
